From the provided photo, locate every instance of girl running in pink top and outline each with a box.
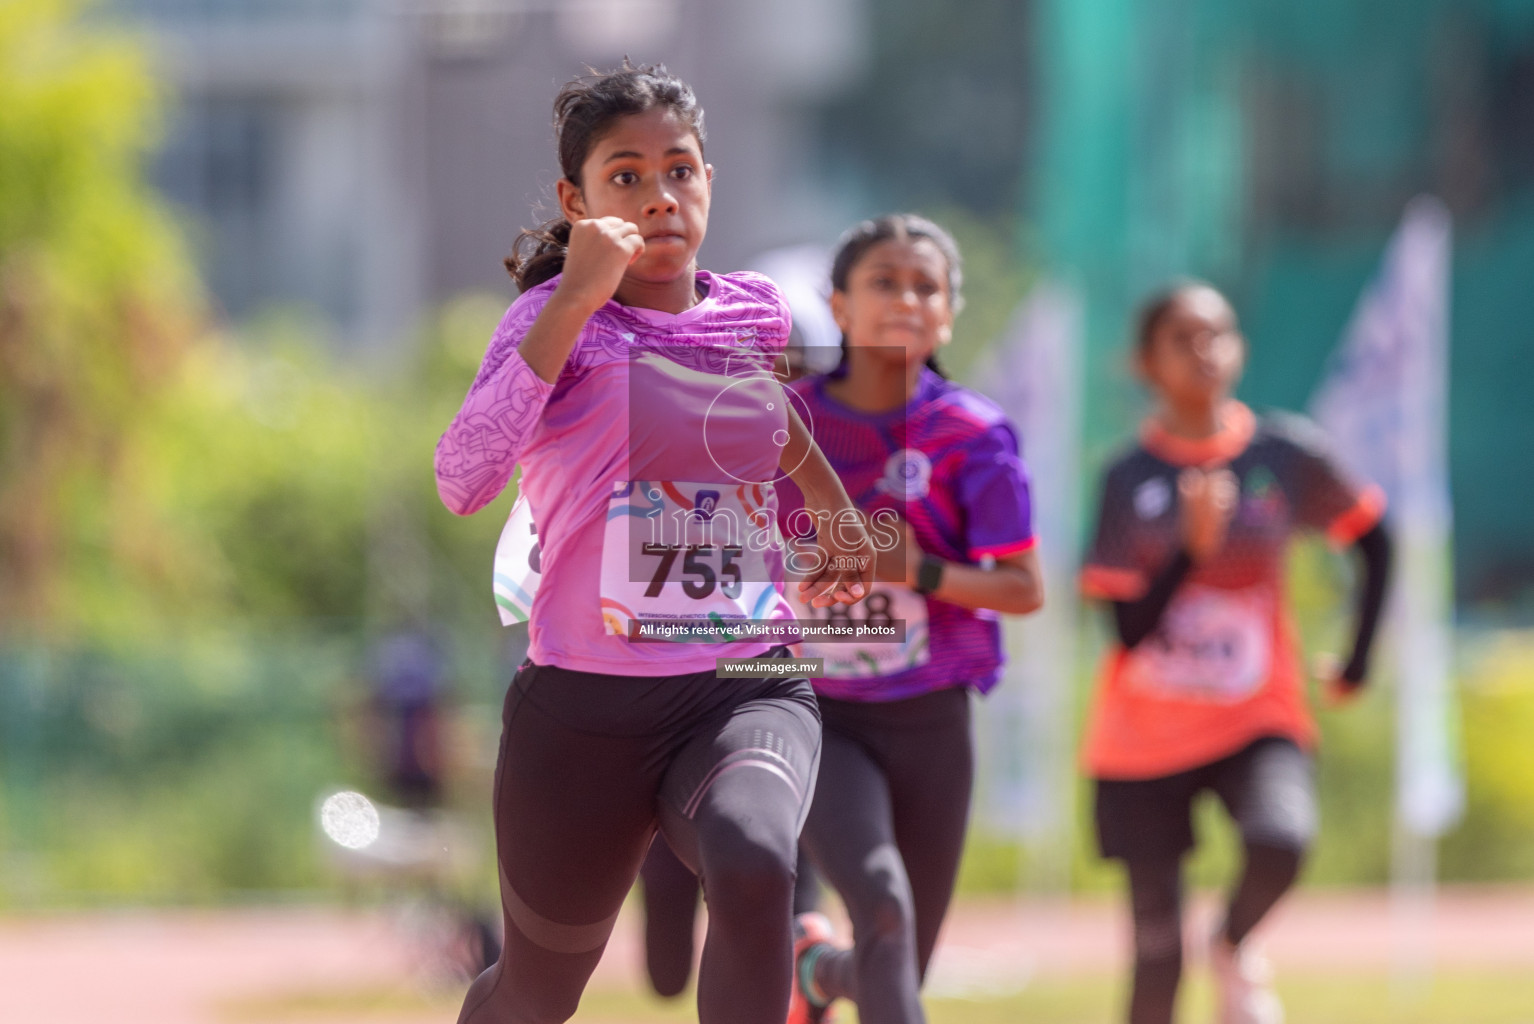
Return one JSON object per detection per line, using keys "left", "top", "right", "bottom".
{"left": 435, "top": 63, "right": 872, "bottom": 1024}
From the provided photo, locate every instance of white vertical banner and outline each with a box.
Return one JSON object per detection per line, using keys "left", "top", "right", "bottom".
{"left": 1310, "top": 194, "right": 1463, "bottom": 839}
{"left": 969, "top": 279, "right": 1083, "bottom": 894}
{"left": 1309, "top": 195, "right": 1462, "bottom": 976}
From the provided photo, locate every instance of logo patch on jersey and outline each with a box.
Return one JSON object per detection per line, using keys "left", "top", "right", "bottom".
{"left": 877, "top": 448, "right": 932, "bottom": 500}
{"left": 1134, "top": 477, "right": 1172, "bottom": 520}
{"left": 1244, "top": 466, "right": 1277, "bottom": 499}
{"left": 694, "top": 489, "right": 721, "bottom": 519}
{"left": 1239, "top": 466, "right": 1284, "bottom": 521}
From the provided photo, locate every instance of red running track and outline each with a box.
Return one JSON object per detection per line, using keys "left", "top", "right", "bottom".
{"left": 1, "top": 887, "right": 1530, "bottom": 1023}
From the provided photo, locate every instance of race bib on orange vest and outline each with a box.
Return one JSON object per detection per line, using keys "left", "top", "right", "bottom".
{"left": 1120, "top": 582, "right": 1274, "bottom": 702}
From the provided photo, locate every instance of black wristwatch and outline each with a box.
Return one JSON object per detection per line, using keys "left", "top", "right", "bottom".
{"left": 914, "top": 554, "right": 946, "bottom": 595}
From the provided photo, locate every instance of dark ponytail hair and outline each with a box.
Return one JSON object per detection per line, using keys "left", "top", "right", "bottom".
{"left": 827, "top": 213, "right": 964, "bottom": 379}
{"left": 506, "top": 61, "right": 706, "bottom": 292}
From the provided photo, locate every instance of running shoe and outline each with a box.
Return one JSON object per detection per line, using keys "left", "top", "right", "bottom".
{"left": 787, "top": 911, "right": 838, "bottom": 1024}
{"left": 1210, "top": 934, "right": 1284, "bottom": 1024}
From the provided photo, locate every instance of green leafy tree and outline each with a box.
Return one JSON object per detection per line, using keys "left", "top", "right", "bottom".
{"left": 0, "top": 0, "right": 202, "bottom": 637}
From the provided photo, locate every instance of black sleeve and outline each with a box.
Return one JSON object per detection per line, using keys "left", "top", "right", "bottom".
{"left": 1082, "top": 461, "right": 1143, "bottom": 584}
{"left": 1111, "top": 548, "right": 1195, "bottom": 649}
{"left": 1337, "top": 519, "right": 1393, "bottom": 689}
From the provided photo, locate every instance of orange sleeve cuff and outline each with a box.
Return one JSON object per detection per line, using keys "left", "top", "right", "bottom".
{"left": 1080, "top": 564, "right": 1147, "bottom": 601}
{"left": 1326, "top": 485, "right": 1386, "bottom": 549}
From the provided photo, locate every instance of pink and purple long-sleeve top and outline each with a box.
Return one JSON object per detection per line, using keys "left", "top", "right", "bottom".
{"left": 435, "top": 270, "right": 796, "bottom": 675}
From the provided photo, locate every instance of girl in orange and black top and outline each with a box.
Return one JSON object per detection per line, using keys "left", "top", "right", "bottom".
{"left": 1079, "top": 282, "right": 1391, "bottom": 1024}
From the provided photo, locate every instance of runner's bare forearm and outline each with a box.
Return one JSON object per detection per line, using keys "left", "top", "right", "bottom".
{"left": 926, "top": 546, "right": 1044, "bottom": 615}
{"left": 781, "top": 405, "right": 871, "bottom": 605}
{"left": 779, "top": 405, "right": 854, "bottom": 510}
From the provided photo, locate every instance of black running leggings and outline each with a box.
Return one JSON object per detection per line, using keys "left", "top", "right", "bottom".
{"left": 800, "top": 687, "right": 975, "bottom": 1024}
{"left": 1100, "top": 739, "right": 1315, "bottom": 1024}
{"left": 456, "top": 654, "right": 821, "bottom": 1024}
{"left": 639, "top": 835, "right": 822, "bottom": 998}
{"left": 1125, "top": 847, "right": 1303, "bottom": 1024}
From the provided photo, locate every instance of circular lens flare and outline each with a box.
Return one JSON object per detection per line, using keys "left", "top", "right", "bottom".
{"left": 320, "top": 790, "right": 381, "bottom": 850}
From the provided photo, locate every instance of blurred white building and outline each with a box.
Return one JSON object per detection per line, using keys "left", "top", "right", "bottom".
{"left": 113, "top": 0, "right": 867, "bottom": 349}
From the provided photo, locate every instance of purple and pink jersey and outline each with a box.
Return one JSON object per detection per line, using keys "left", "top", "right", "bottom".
{"left": 434, "top": 270, "right": 795, "bottom": 675}
{"left": 778, "top": 368, "right": 1036, "bottom": 701}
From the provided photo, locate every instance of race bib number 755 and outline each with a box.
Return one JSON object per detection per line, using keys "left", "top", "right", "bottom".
{"left": 600, "top": 481, "right": 793, "bottom": 639}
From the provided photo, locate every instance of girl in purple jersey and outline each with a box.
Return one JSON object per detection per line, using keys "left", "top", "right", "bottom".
{"left": 434, "top": 63, "right": 872, "bottom": 1024}
{"left": 781, "top": 214, "right": 1045, "bottom": 1024}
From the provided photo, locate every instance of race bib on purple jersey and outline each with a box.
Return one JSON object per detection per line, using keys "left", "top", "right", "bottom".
{"left": 786, "top": 581, "right": 931, "bottom": 678}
